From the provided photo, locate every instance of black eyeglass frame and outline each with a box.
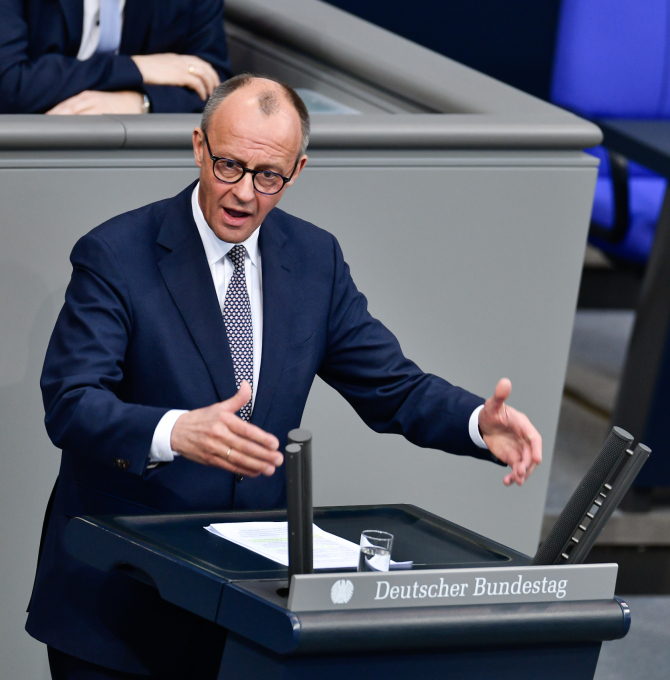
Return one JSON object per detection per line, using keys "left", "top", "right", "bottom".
{"left": 203, "top": 133, "right": 298, "bottom": 196}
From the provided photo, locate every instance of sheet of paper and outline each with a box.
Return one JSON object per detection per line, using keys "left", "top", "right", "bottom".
{"left": 205, "top": 521, "right": 361, "bottom": 569}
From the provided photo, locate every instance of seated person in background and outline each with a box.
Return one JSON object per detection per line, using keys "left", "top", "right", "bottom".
{"left": 0, "top": 0, "right": 232, "bottom": 114}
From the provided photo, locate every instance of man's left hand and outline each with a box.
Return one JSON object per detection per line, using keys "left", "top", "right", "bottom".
{"left": 46, "top": 90, "right": 144, "bottom": 115}
{"left": 479, "top": 378, "right": 542, "bottom": 487}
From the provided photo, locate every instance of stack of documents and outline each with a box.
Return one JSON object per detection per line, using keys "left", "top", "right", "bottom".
{"left": 205, "top": 521, "right": 411, "bottom": 570}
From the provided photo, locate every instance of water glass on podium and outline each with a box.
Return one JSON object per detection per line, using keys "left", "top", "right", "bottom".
{"left": 358, "top": 530, "right": 393, "bottom": 572}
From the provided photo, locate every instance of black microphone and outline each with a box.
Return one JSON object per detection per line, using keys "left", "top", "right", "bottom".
{"left": 286, "top": 428, "right": 314, "bottom": 585}
{"left": 285, "top": 443, "right": 305, "bottom": 584}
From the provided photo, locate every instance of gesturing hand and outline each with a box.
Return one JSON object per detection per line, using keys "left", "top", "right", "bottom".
{"left": 170, "top": 381, "right": 283, "bottom": 477}
{"left": 131, "top": 54, "right": 220, "bottom": 101}
{"left": 46, "top": 90, "right": 144, "bottom": 115}
{"left": 479, "top": 378, "right": 542, "bottom": 487}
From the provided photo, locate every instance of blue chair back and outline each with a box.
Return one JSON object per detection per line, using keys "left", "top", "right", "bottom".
{"left": 552, "top": 0, "right": 670, "bottom": 119}
{"left": 551, "top": 0, "right": 670, "bottom": 264}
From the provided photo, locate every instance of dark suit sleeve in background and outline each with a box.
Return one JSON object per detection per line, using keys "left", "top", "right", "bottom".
{"left": 318, "top": 235, "right": 499, "bottom": 463}
{"left": 142, "top": 0, "right": 233, "bottom": 113}
{"left": 0, "top": 0, "right": 144, "bottom": 113}
{"left": 40, "top": 233, "right": 168, "bottom": 475}
{"left": 0, "top": 0, "right": 232, "bottom": 114}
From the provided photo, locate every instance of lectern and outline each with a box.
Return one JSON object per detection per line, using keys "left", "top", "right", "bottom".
{"left": 65, "top": 504, "right": 629, "bottom": 680}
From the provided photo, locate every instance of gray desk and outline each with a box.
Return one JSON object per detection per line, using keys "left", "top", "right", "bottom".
{"left": 0, "top": 1, "right": 601, "bottom": 676}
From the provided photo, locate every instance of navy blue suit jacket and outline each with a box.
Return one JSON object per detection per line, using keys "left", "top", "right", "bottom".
{"left": 26, "top": 182, "right": 491, "bottom": 673}
{"left": 0, "top": 0, "right": 232, "bottom": 113}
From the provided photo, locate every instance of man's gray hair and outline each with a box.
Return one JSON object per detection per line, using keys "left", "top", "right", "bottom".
{"left": 201, "top": 74, "right": 311, "bottom": 157}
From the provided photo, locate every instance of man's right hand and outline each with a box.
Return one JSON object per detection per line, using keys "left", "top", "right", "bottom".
{"left": 131, "top": 54, "right": 221, "bottom": 101}
{"left": 170, "top": 381, "right": 282, "bottom": 477}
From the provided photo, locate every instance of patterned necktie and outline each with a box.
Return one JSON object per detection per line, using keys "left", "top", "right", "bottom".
{"left": 223, "top": 245, "right": 254, "bottom": 421}
{"left": 97, "top": 0, "right": 122, "bottom": 54}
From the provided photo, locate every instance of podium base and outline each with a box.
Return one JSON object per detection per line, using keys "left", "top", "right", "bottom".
{"left": 219, "top": 632, "right": 602, "bottom": 680}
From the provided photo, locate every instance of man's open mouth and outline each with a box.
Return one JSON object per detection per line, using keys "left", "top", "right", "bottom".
{"left": 224, "top": 207, "right": 251, "bottom": 219}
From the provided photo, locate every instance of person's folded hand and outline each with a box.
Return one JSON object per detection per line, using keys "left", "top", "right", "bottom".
{"left": 46, "top": 90, "right": 144, "bottom": 115}
{"left": 131, "top": 53, "right": 220, "bottom": 101}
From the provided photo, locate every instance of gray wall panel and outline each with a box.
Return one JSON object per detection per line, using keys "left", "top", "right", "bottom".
{"left": 0, "top": 151, "right": 595, "bottom": 676}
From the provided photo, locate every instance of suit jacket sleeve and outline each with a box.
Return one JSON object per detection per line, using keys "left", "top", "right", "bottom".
{"left": 318, "top": 234, "right": 500, "bottom": 462}
{"left": 41, "top": 232, "right": 168, "bottom": 475}
{"left": 142, "top": 0, "right": 233, "bottom": 113}
{"left": 0, "top": 0, "right": 232, "bottom": 114}
{"left": 0, "top": 0, "right": 143, "bottom": 113}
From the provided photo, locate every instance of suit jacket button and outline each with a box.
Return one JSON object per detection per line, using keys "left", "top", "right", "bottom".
{"left": 115, "top": 458, "right": 130, "bottom": 470}
{"left": 236, "top": 474, "right": 244, "bottom": 482}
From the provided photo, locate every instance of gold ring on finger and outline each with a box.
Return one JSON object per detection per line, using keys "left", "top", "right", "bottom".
{"left": 188, "top": 65, "right": 196, "bottom": 74}
{"left": 226, "top": 447, "right": 232, "bottom": 461}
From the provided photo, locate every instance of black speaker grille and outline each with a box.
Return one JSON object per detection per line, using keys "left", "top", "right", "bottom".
{"left": 532, "top": 426, "right": 633, "bottom": 565}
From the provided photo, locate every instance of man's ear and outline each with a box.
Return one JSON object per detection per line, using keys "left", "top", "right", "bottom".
{"left": 286, "top": 155, "right": 308, "bottom": 187}
{"left": 192, "top": 128, "right": 204, "bottom": 168}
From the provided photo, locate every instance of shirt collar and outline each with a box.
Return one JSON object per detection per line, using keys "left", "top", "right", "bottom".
{"left": 191, "top": 182, "right": 260, "bottom": 267}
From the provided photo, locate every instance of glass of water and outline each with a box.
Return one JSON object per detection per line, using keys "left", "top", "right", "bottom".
{"left": 358, "top": 530, "right": 394, "bottom": 572}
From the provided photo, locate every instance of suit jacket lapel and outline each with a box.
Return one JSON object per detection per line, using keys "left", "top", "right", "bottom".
{"left": 157, "top": 187, "right": 236, "bottom": 402}
{"left": 119, "top": 0, "right": 154, "bottom": 54}
{"left": 58, "top": 0, "right": 84, "bottom": 54}
{"left": 251, "top": 213, "right": 293, "bottom": 429}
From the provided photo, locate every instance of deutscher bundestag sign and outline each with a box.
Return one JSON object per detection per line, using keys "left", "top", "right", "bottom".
{"left": 287, "top": 564, "right": 618, "bottom": 613}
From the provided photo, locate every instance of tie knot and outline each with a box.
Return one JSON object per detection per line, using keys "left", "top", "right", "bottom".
{"left": 227, "top": 244, "right": 246, "bottom": 271}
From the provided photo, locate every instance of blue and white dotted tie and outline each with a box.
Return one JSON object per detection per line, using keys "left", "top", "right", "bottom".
{"left": 223, "top": 245, "right": 254, "bottom": 421}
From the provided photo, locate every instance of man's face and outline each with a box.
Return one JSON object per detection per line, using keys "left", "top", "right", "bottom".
{"left": 192, "top": 83, "right": 308, "bottom": 243}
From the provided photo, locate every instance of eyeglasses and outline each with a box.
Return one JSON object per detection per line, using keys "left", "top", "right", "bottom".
{"left": 204, "top": 133, "right": 298, "bottom": 196}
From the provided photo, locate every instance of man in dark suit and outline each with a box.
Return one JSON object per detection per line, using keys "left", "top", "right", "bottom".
{"left": 27, "top": 74, "right": 542, "bottom": 678}
{"left": 0, "top": 0, "right": 232, "bottom": 114}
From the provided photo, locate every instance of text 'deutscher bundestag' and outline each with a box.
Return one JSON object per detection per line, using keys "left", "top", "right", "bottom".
{"left": 287, "top": 564, "right": 618, "bottom": 613}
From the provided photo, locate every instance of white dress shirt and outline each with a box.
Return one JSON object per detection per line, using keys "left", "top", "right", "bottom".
{"left": 77, "top": 0, "right": 126, "bottom": 61}
{"left": 149, "top": 183, "right": 488, "bottom": 462}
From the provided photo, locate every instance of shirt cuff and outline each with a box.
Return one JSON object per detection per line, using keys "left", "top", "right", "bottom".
{"left": 149, "top": 409, "right": 188, "bottom": 462}
{"left": 468, "top": 405, "right": 488, "bottom": 450}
